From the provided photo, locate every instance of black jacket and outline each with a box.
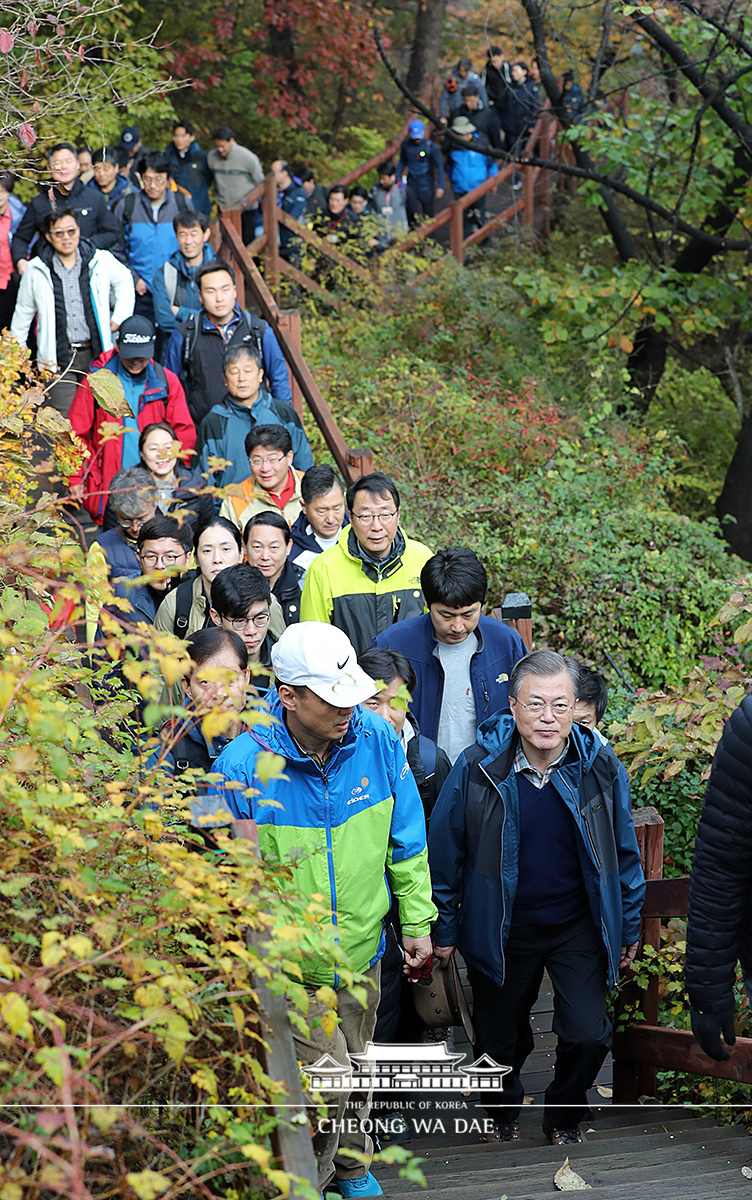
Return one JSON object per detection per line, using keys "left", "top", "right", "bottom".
{"left": 457, "top": 103, "right": 502, "bottom": 151}
{"left": 12, "top": 178, "right": 122, "bottom": 266}
{"left": 686, "top": 695, "right": 752, "bottom": 1013}
{"left": 272, "top": 559, "right": 304, "bottom": 627}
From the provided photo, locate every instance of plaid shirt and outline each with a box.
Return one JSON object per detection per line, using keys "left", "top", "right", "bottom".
{"left": 52, "top": 249, "right": 90, "bottom": 344}
{"left": 513, "top": 739, "right": 570, "bottom": 790}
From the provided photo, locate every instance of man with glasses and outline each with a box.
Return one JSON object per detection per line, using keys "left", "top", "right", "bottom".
{"left": 87, "top": 147, "right": 136, "bottom": 210}
{"left": 300, "top": 470, "right": 432, "bottom": 655}
{"left": 11, "top": 141, "right": 122, "bottom": 272}
{"left": 124, "top": 515, "right": 193, "bottom": 626}
{"left": 10, "top": 206, "right": 134, "bottom": 417}
{"left": 209, "top": 563, "right": 275, "bottom": 691}
{"left": 197, "top": 344, "right": 312, "bottom": 493}
{"left": 220, "top": 425, "right": 303, "bottom": 531}
{"left": 429, "top": 649, "right": 645, "bottom": 1147}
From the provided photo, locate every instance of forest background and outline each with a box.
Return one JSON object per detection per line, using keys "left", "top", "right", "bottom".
{"left": 2, "top": 0, "right": 752, "bottom": 1187}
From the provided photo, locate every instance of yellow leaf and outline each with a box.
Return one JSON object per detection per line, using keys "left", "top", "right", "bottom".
{"left": 0, "top": 1183, "right": 24, "bottom": 1200}
{"left": 256, "top": 751, "right": 286, "bottom": 786}
{"left": 156, "top": 651, "right": 189, "bottom": 688}
{"left": 618, "top": 335, "right": 634, "bottom": 354}
{"left": 134, "top": 984, "right": 167, "bottom": 1009}
{"left": 65, "top": 935, "right": 93, "bottom": 960}
{"left": 315, "top": 986, "right": 338, "bottom": 1010}
{"left": 0, "top": 992, "right": 32, "bottom": 1039}
{"left": 91, "top": 1106, "right": 123, "bottom": 1133}
{"left": 125, "top": 1170, "right": 171, "bottom": 1200}
{"left": 89, "top": 371, "right": 131, "bottom": 418}
{"left": 240, "top": 1144, "right": 271, "bottom": 1167}
{"left": 320, "top": 1009, "right": 339, "bottom": 1039}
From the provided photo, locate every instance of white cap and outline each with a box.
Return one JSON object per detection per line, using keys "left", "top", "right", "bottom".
{"left": 271, "top": 623, "right": 377, "bottom": 706}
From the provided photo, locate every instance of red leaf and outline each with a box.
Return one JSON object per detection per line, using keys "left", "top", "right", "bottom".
{"left": 27, "top": 19, "right": 38, "bottom": 35}
{"left": 78, "top": 43, "right": 84, "bottom": 60}
{"left": 0, "top": 30, "right": 14, "bottom": 52}
{"left": 18, "top": 122, "right": 37, "bottom": 148}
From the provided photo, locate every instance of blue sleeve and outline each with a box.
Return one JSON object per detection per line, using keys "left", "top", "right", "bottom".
{"left": 613, "top": 759, "right": 646, "bottom": 944}
{"left": 164, "top": 330, "right": 184, "bottom": 377}
{"left": 151, "top": 268, "right": 177, "bottom": 333}
{"left": 208, "top": 741, "right": 255, "bottom": 819}
{"left": 261, "top": 326, "right": 293, "bottom": 406}
{"left": 429, "top": 143, "right": 445, "bottom": 188}
{"left": 290, "top": 192, "right": 307, "bottom": 222}
{"left": 290, "top": 423, "right": 314, "bottom": 471}
{"left": 427, "top": 752, "right": 471, "bottom": 945}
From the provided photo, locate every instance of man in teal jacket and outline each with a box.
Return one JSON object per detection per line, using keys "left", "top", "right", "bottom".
{"left": 429, "top": 649, "right": 645, "bottom": 1147}
{"left": 211, "top": 622, "right": 435, "bottom": 1197}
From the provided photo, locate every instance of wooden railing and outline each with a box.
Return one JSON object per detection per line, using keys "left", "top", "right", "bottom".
{"left": 215, "top": 209, "right": 373, "bottom": 485}
{"left": 612, "top": 812, "right": 752, "bottom": 1101}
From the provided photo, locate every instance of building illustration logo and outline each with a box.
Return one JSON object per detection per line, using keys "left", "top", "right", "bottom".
{"left": 306, "top": 1041, "right": 510, "bottom": 1093}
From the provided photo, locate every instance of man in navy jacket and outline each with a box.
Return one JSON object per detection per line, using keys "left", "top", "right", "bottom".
{"left": 429, "top": 649, "right": 645, "bottom": 1145}
{"left": 372, "top": 548, "right": 527, "bottom": 762}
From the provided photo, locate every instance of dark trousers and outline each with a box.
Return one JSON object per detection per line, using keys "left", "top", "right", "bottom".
{"left": 467, "top": 912, "right": 610, "bottom": 1130}
{"left": 0, "top": 276, "right": 19, "bottom": 331}
{"left": 406, "top": 186, "right": 436, "bottom": 226}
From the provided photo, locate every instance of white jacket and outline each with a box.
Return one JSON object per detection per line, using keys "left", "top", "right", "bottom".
{"left": 11, "top": 245, "right": 135, "bottom": 372}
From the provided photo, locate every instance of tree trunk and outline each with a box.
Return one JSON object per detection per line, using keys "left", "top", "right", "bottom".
{"left": 406, "top": 0, "right": 446, "bottom": 101}
{"left": 717, "top": 413, "right": 752, "bottom": 561}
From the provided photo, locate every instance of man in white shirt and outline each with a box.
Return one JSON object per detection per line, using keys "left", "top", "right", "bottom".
{"left": 289, "top": 465, "right": 348, "bottom": 578}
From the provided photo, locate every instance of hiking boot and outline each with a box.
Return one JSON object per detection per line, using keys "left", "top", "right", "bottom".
{"left": 543, "top": 1123, "right": 585, "bottom": 1145}
{"left": 480, "top": 1119, "right": 520, "bottom": 1142}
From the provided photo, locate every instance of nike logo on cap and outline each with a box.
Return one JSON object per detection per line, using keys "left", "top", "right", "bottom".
{"left": 337, "top": 658, "right": 349, "bottom": 670}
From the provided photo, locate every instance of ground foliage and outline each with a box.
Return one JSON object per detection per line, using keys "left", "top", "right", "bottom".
{"left": 0, "top": 338, "right": 359, "bottom": 1199}
{"left": 303, "top": 255, "right": 744, "bottom": 697}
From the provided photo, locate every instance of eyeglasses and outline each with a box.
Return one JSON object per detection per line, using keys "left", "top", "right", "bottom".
{"left": 515, "top": 700, "right": 573, "bottom": 717}
{"left": 351, "top": 510, "right": 398, "bottom": 525}
{"left": 48, "top": 227, "right": 78, "bottom": 240}
{"left": 140, "top": 551, "right": 184, "bottom": 567}
{"left": 229, "top": 612, "right": 270, "bottom": 631}
{"left": 249, "top": 454, "right": 285, "bottom": 468}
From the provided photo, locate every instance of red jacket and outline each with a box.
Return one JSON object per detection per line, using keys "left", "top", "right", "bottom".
{"left": 68, "top": 349, "right": 196, "bottom": 523}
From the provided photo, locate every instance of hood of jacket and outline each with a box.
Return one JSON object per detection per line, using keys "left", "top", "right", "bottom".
{"left": 37, "top": 234, "right": 97, "bottom": 271}
{"left": 476, "top": 708, "right": 601, "bottom": 773}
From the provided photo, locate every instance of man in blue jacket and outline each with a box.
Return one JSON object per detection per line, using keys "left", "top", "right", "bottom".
{"left": 196, "top": 341, "right": 313, "bottom": 491}
{"left": 373, "top": 548, "right": 527, "bottom": 762}
{"left": 114, "top": 151, "right": 194, "bottom": 332}
{"left": 152, "top": 211, "right": 215, "bottom": 341}
{"left": 398, "top": 121, "right": 444, "bottom": 223}
{"left": 163, "top": 121, "right": 213, "bottom": 218}
{"left": 429, "top": 649, "right": 645, "bottom": 1146}
{"left": 164, "top": 261, "right": 294, "bottom": 425}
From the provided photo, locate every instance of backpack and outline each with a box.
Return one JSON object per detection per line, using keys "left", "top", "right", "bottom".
{"left": 180, "top": 309, "right": 267, "bottom": 385}
{"left": 171, "top": 573, "right": 207, "bottom": 636}
{"left": 120, "top": 190, "right": 191, "bottom": 226}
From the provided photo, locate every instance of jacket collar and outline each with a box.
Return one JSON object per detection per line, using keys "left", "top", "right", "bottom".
{"left": 345, "top": 525, "right": 406, "bottom": 581}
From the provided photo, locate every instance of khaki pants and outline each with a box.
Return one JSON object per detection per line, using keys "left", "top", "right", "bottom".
{"left": 294, "top": 962, "right": 381, "bottom": 1190}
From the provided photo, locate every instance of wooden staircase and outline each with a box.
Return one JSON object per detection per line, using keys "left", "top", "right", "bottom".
{"left": 377, "top": 1107, "right": 752, "bottom": 1199}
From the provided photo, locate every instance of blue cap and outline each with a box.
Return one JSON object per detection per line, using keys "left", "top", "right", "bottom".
{"left": 408, "top": 120, "right": 425, "bottom": 138}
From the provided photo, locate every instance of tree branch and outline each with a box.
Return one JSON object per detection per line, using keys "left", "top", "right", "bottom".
{"left": 372, "top": 24, "right": 752, "bottom": 253}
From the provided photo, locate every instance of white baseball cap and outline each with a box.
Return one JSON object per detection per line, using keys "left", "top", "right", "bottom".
{"left": 271, "top": 623, "right": 377, "bottom": 706}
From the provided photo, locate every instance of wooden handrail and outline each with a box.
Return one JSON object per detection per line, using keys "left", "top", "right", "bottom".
{"left": 276, "top": 208, "right": 373, "bottom": 285}
{"left": 216, "top": 214, "right": 373, "bottom": 484}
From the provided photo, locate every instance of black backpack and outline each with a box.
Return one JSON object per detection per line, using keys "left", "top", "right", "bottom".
{"left": 180, "top": 309, "right": 267, "bottom": 385}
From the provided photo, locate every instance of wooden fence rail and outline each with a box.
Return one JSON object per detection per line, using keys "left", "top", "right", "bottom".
{"left": 613, "top": 815, "right": 752, "bottom": 1101}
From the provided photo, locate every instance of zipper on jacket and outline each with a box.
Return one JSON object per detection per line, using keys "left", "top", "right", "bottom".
{"left": 559, "top": 774, "right": 616, "bottom": 982}
{"left": 312, "top": 761, "right": 340, "bottom": 990}
{"left": 482, "top": 679, "right": 489, "bottom": 711}
{"left": 479, "top": 762, "right": 507, "bottom": 983}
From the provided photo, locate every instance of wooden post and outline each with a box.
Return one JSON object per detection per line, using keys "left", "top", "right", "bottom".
{"left": 277, "top": 310, "right": 304, "bottom": 421}
{"left": 539, "top": 118, "right": 552, "bottom": 238}
{"left": 612, "top": 807, "right": 664, "bottom": 1104}
{"left": 500, "top": 592, "right": 533, "bottom": 650}
{"left": 449, "top": 201, "right": 464, "bottom": 264}
{"left": 522, "top": 165, "right": 535, "bottom": 241}
{"left": 263, "top": 174, "right": 281, "bottom": 301}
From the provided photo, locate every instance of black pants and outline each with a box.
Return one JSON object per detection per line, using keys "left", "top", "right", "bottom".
{"left": 467, "top": 912, "right": 610, "bottom": 1129}
{"left": 406, "top": 186, "right": 436, "bottom": 226}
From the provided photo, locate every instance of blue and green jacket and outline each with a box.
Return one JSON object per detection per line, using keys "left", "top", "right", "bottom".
{"left": 210, "top": 693, "right": 437, "bottom": 987}
{"left": 428, "top": 713, "right": 645, "bottom": 988}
